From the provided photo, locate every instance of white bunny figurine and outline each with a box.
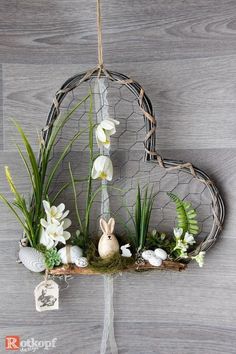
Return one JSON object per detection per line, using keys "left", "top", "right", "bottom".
{"left": 120, "top": 244, "right": 132, "bottom": 257}
{"left": 98, "top": 218, "right": 119, "bottom": 259}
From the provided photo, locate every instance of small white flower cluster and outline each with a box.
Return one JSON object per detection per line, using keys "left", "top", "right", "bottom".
{"left": 173, "top": 227, "right": 195, "bottom": 258}
{"left": 40, "top": 201, "right": 71, "bottom": 249}
{"left": 173, "top": 228, "right": 205, "bottom": 267}
{"left": 191, "top": 251, "right": 206, "bottom": 268}
{"left": 92, "top": 118, "right": 120, "bottom": 182}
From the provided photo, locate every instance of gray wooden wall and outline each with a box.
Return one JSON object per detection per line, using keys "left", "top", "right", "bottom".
{"left": 0, "top": 1, "right": 236, "bottom": 353}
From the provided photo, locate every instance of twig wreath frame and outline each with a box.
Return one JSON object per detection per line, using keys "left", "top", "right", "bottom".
{"left": 0, "top": 0, "right": 225, "bottom": 279}
{"left": 42, "top": 67, "right": 225, "bottom": 276}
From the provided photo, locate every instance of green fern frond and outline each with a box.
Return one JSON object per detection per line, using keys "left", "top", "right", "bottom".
{"left": 167, "top": 192, "right": 199, "bottom": 235}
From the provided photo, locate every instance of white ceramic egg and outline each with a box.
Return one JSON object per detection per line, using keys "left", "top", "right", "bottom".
{"left": 58, "top": 245, "right": 83, "bottom": 264}
{"left": 154, "top": 248, "right": 168, "bottom": 261}
{"left": 148, "top": 256, "right": 162, "bottom": 267}
{"left": 75, "top": 257, "right": 88, "bottom": 268}
{"left": 19, "top": 247, "right": 46, "bottom": 273}
{"left": 142, "top": 250, "right": 155, "bottom": 261}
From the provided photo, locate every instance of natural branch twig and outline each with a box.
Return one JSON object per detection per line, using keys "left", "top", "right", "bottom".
{"left": 49, "top": 260, "right": 187, "bottom": 275}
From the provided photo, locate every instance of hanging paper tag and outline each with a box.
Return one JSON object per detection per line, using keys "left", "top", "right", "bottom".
{"left": 34, "top": 279, "right": 59, "bottom": 312}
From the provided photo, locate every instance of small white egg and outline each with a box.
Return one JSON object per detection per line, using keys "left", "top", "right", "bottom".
{"left": 148, "top": 256, "right": 162, "bottom": 267}
{"left": 142, "top": 250, "right": 155, "bottom": 261}
{"left": 154, "top": 248, "right": 168, "bottom": 261}
{"left": 75, "top": 257, "right": 88, "bottom": 268}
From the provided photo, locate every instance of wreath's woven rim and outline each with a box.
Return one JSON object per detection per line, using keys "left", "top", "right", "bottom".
{"left": 42, "top": 66, "right": 225, "bottom": 257}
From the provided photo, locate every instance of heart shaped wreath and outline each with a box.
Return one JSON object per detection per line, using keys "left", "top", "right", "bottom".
{"left": 0, "top": 2, "right": 225, "bottom": 277}
{"left": 0, "top": 13, "right": 226, "bottom": 354}
{"left": 0, "top": 2, "right": 226, "bottom": 351}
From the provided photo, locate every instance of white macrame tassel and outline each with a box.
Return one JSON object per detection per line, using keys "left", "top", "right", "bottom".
{"left": 94, "top": 78, "right": 118, "bottom": 354}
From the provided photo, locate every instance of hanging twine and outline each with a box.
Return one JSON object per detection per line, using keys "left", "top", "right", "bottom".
{"left": 44, "top": 269, "right": 49, "bottom": 286}
{"left": 96, "top": 0, "right": 104, "bottom": 69}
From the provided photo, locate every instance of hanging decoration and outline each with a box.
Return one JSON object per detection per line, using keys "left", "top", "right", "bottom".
{"left": 0, "top": 0, "right": 225, "bottom": 352}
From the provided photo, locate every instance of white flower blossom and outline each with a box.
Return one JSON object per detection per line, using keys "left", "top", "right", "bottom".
{"left": 91, "top": 155, "right": 113, "bottom": 181}
{"left": 173, "top": 229, "right": 196, "bottom": 258}
{"left": 39, "top": 229, "right": 55, "bottom": 249}
{"left": 174, "top": 228, "right": 183, "bottom": 239}
{"left": 184, "top": 232, "right": 196, "bottom": 245}
{"left": 46, "top": 222, "right": 71, "bottom": 244}
{"left": 40, "top": 201, "right": 71, "bottom": 249}
{"left": 95, "top": 118, "right": 119, "bottom": 148}
{"left": 40, "top": 221, "right": 71, "bottom": 249}
{"left": 42, "top": 200, "right": 69, "bottom": 224}
{"left": 192, "top": 251, "right": 206, "bottom": 267}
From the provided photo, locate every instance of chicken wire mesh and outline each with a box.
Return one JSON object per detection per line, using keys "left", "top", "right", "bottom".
{"left": 41, "top": 70, "right": 224, "bottom": 254}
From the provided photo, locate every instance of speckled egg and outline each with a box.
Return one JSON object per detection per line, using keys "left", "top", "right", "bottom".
{"left": 141, "top": 250, "right": 155, "bottom": 261}
{"left": 75, "top": 257, "right": 88, "bottom": 268}
{"left": 148, "top": 256, "right": 162, "bottom": 267}
{"left": 154, "top": 248, "right": 168, "bottom": 261}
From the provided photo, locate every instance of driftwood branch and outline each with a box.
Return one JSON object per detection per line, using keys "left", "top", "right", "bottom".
{"left": 49, "top": 260, "right": 187, "bottom": 276}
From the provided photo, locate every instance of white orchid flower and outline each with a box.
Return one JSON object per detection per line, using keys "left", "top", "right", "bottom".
{"left": 40, "top": 223, "right": 71, "bottom": 249}
{"left": 192, "top": 251, "right": 206, "bottom": 267}
{"left": 39, "top": 229, "right": 55, "bottom": 249}
{"left": 40, "top": 217, "right": 59, "bottom": 229}
{"left": 42, "top": 200, "right": 69, "bottom": 224}
{"left": 96, "top": 118, "right": 119, "bottom": 148}
{"left": 173, "top": 228, "right": 183, "bottom": 239}
{"left": 91, "top": 155, "right": 113, "bottom": 181}
{"left": 184, "top": 232, "right": 196, "bottom": 245}
{"left": 40, "top": 201, "right": 71, "bottom": 249}
{"left": 40, "top": 217, "right": 71, "bottom": 230}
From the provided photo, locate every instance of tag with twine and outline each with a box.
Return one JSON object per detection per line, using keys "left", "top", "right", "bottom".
{"left": 34, "top": 271, "right": 59, "bottom": 312}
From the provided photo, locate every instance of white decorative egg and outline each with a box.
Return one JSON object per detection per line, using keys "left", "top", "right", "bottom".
{"left": 154, "top": 248, "right": 168, "bottom": 261}
{"left": 75, "top": 257, "right": 88, "bottom": 268}
{"left": 148, "top": 256, "right": 162, "bottom": 267}
{"left": 142, "top": 250, "right": 155, "bottom": 261}
{"left": 19, "top": 247, "right": 46, "bottom": 273}
{"left": 58, "top": 245, "right": 83, "bottom": 264}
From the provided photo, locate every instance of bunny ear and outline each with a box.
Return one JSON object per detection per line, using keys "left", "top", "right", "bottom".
{"left": 100, "top": 218, "right": 109, "bottom": 234}
{"left": 108, "top": 218, "right": 115, "bottom": 233}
